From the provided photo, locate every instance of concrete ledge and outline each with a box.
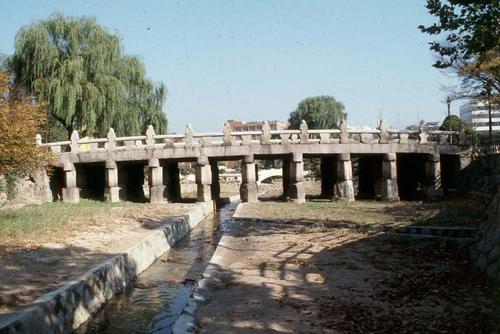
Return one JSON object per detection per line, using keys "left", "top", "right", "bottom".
{"left": 0, "top": 201, "right": 214, "bottom": 334}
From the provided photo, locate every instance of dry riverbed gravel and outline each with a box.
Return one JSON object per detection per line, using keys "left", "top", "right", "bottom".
{"left": 0, "top": 201, "right": 195, "bottom": 313}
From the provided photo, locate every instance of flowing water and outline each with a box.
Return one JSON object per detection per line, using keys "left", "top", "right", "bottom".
{"left": 75, "top": 202, "right": 236, "bottom": 334}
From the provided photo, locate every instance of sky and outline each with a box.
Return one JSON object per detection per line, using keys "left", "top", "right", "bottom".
{"left": 0, "top": 0, "right": 461, "bottom": 132}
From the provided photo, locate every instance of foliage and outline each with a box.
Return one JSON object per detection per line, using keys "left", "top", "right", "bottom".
{"left": 419, "top": 1, "right": 499, "bottom": 103}
{"left": 9, "top": 13, "right": 167, "bottom": 140}
{"left": 439, "top": 115, "right": 465, "bottom": 131}
{"left": 288, "top": 96, "right": 346, "bottom": 129}
{"left": 405, "top": 124, "right": 419, "bottom": 131}
{"left": 0, "top": 72, "right": 53, "bottom": 178}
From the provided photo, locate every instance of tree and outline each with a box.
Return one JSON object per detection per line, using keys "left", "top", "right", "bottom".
{"left": 288, "top": 96, "right": 346, "bottom": 129}
{"left": 9, "top": 13, "right": 167, "bottom": 140}
{"left": 440, "top": 115, "right": 465, "bottom": 131}
{"left": 0, "top": 72, "right": 52, "bottom": 177}
{"left": 419, "top": 1, "right": 500, "bottom": 102}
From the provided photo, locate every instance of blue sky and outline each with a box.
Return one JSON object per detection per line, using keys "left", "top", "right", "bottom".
{"left": 0, "top": 0, "right": 460, "bottom": 132}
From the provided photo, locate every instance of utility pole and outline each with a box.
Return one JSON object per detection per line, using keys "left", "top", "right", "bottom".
{"left": 446, "top": 96, "right": 452, "bottom": 131}
{"left": 487, "top": 86, "right": 493, "bottom": 142}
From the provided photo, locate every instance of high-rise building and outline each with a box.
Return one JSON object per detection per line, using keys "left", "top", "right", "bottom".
{"left": 459, "top": 100, "right": 500, "bottom": 133}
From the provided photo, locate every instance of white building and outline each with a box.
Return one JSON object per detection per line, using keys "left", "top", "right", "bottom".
{"left": 460, "top": 100, "right": 500, "bottom": 133}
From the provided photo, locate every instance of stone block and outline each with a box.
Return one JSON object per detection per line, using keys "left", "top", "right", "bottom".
{"left": 240, "top": 182, "right": 258, "bottom": 203}
{"left": 62, "top": 187, "right": 80, "bottom": 203}
{"left": 105, "top": 186, "right": 120, "bottom": 203}
{"left": 197, "top": 184, "right": 212, "bottom": 202}
{"left": 335, "top": 180, "right": 355, "bottom": 201}
{"left": 288, "top": 182, "right": 305, "bottom": 203}
{"left": 149, "top": 185, "right": 165, "bottom": 203}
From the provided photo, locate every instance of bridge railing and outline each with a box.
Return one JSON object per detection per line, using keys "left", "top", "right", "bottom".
{"left": 36, "top": 120, "right": 462, "bottom": 154}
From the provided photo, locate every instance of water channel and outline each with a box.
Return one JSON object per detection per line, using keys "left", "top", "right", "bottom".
{"left": 75, "top": 202, "right": 236, "bottom": 334}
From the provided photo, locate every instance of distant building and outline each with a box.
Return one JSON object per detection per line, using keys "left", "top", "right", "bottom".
{"left": 460, "top": 100, "right": 500, "bottom": 133}
{"left": 226, "top": 119, "right": 288, "bottom": 132}
{"left": 421, "top": 121, "right": 440, "bottom": 132}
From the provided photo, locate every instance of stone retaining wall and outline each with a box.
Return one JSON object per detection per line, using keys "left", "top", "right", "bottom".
{"left": 0, "top": 201, "right": 213, "bottom": 334}
{"left": 472, "top": 186, "right": 500, "bottom": 282}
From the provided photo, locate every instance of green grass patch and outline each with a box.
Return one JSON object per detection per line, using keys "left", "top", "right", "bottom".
{"left": 0, "top": 200, "right": 132, "bottom": 245}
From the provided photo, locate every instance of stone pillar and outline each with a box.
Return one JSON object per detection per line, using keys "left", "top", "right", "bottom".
{"left": 62, "top": 162, "right": 80, "bottom": 203}
{"left": 195, "top": 157, "right": 212, "bottom": 202}
{"left": 320, "top": 156, "right": 335, "bottom": 199}
{"left": 288, "top": 153, "right": 305, "bottom": 203}
{"left": 335, "top": 153, "right": 355, "bottom": 201}
{"left": 163, "top": 161, "right": 181, "bottom": 202}
{"left": 379, "top": 153, "right": 399, "bottom": 201}
{"left": 425, "top": 154, "right": 443, "bottom": 199}
{"left": 210, "top": 160, "right": 221, "bottom": 200}
{"left": 148, "top": 158, "right": 165, "bottom": 203}
{"left": 240, "top": 155, "right": 258, "bottom": 203}
{"left": 104, "top": 159, "right": 120, "bottom": 203}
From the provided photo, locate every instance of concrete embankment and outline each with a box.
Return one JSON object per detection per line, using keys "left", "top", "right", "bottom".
{"left": 0, "top": 201, "right": 213, "bottom": 334}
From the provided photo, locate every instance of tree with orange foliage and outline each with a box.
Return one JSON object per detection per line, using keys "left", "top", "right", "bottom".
{"left": 0, "top": 71, "right": 52, "bottom": 178}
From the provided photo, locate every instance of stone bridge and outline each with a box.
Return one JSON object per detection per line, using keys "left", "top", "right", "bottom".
{"left": 38, "top": 120, "right": 471, "bottom": 204}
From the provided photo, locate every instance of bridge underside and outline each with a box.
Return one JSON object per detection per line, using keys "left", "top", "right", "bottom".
{"left": 50, "top": 144, "right": 468, "bottom": 204}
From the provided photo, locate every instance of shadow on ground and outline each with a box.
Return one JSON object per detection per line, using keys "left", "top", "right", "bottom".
{"left": 192, "top": 213, "right": 495, "bottom": 333}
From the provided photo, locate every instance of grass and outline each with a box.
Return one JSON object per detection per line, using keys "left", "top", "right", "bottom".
{"left": 237, "top": 198, "right": 486, "bottom": 228}
{"left": 0, "top": 200, "right": 134, "bottom": 245}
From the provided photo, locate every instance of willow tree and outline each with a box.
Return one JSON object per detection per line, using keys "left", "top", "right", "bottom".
{"left": 9, "top": 13, "right": 167, "bottom": 140}
{"left": 288, "top": 96, "right": 346, "bottom": 129}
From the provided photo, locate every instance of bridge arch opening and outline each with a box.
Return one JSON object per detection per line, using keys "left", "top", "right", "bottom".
{"left": 396, "top": 153, "right": 427, "bottom": 200}
{"left": 255, "top": 155, "right": 289, "bottom": 201}
{"left": 352, "top": 154, "right": 383, "bottom": 200}
{"left": 440, "top": 154, "right": 461, "bottom": 195}
{"left": 76, "top": 163, "right": 106, "bottom": 201}
{"left": 117, "top": 161, "right": 148, "bottom": 202}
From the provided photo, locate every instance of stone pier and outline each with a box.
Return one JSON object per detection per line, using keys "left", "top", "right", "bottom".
{"left": 334, "top": 153, "right": 355, "bottom": 201}
{"left": 240, "top": 155, "right": 258, "bottom": 203}
{"left": 62, "top": 162, "right": 79, "bottom": 203}
{"left": 195, "top": 157, "right": 212, "bottom": 202}
{"left": 210, "top": 160, "right": 221, "bottom": 201}
{"left": 379, "top": 153, "right": 399, "bottom": 201}
{"left": 425, "top": 154, "right": 443, "bottom": 199}
{"left": 105, "top": 159, "right": 120, "bottom": 202}
{"left": 148, "top": 158, "right": 165, "bottom": 203}
{"left": 288, "top": 153, "right": 305, "bottom": 203}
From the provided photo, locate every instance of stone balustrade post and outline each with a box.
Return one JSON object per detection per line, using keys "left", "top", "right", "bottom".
{"left": 334, "top": 153, "right": 355, "bottom": 201}
{"left": 425, "top": 154, "right": 443, "bottom": 199}
{"left": 62, "top": 162, "right": 80, "bottom": 203}
{"left": 288, "top": 153, "right": 305, "bottom": 203}
{"left": 70, "top": 130, "right": 80, "bottom": 153}
{"left": 148, "top": 158, "right": 165, "bottom": 203}
{"left": 104, "top": 159, "right": 120, "bottom": 202}
{"left": 240, "top": 155, "right": 258, "bottom": 203}
{"left": 380, "top": 153, "right": 399, "bottom": 201}
{"left": 195, "top": 157, "right": 212, "bottom": 202}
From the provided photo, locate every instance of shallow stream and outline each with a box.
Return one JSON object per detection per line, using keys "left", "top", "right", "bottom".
{"left": 74, "top": 202, "right": 236, "bottom": 334}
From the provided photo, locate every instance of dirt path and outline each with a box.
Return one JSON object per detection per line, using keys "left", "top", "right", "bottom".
{"left": 0, "top": 202, "right": 195, "bottom": 313}
{"left": 192, "top": 219, "right": 494, "bottom": 333}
